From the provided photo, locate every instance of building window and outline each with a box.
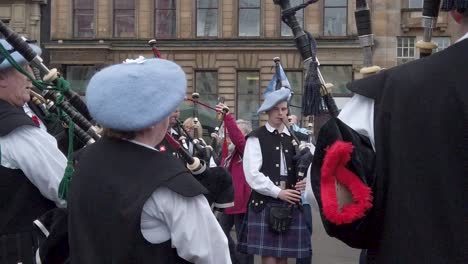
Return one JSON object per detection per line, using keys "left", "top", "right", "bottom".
{"left": 281, "top": 0, "right": 304, "bottom": 37}
{"left": 408, "top": 0, "right": 423, "bottom": 8}
{"left": 197, "top": 0, "right": 218, "bottom": 37}
{"left": 155, "top": 0, "right": 176, "bottom": 38}
{"left": 238, "top": 0, "right": 260, "bottom": 37}
{"left": 114, "top": 0, "right": 135, "bottom": 38}
{"left": 64, "top": 65, "right": 98, "bottom": 95}
{"left": 285, "top": 71, "right": 304, "bottom": 120}
{"left": 324, "top": 0, "right": 347, "bottom": 36}
{"left": 194, "top": 71, "right": 218, "bottom": 133}
{"left": 432, "top": 37, "right": 451, "bottom": 52}
{"left": 320, "top": 65, "right": 353, "bottom": 97}
{"left": 237, "top": 71, "right": 260, "bottom": 127}
{"left": 397, "top": 36, "right": 416, "bottom": 65}
{"left": 74, "top": 0, "right": 95, "bottom": 38}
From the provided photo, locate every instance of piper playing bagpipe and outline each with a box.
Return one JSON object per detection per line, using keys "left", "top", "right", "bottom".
{"left": 68, "top": 57, "right": 231, "bottom": 263}
{"left": 237, "top": 83, "right": 312, "bottom": 262}
{"left": 311, "top": 0, "right": 468, "bottom": 263}
{"left": 0, "top": 38, "right": 68, "bottom": 263}
{"left": 148, "top": 40, "right": 234, "bottom": 210}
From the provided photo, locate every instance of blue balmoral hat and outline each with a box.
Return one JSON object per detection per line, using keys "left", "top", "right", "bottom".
{"left": 0, "top": 39, "right": 41, "bottom": 71}
{"left": 86, "top": 57, "right": 186, "bottom": 131}
{"left": 257, "top": 88, "right": 291, "bottom": 114}
{"left": 442, "top": 0, "right": 468, "bottom": 12}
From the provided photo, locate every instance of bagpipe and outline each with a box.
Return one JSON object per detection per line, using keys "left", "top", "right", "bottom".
{"left": 277, "top": 0, "right": 445, "bottom": 249}
{"left": 275, "top": 0, "right": 376, "bottom": 248}
{"left": 148, "top": 39, "right": 234, "bottom": 209}
{"left": 0, "top": 21, "right": 101, "bottom": 264}
{"left": 0, "top": 21, "right": 100, "bottom": 152}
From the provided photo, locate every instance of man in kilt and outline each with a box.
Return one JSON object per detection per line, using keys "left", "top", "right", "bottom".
{"left": 238, "top": 88, "right": 311, "bottom": 264}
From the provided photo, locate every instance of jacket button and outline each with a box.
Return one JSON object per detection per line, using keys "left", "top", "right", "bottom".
{"left": 285, "top": 149, "right": 288, "bottom": 153}
{"left": 276, "top": 146, "right": 280, "bottom": 150}
{"left": 275, "top": 164, "right": 279, "bottom": 167}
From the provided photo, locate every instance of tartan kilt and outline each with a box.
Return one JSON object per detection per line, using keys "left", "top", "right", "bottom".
{"left": 237, "top": 199, "right": 311, "bottom": 258}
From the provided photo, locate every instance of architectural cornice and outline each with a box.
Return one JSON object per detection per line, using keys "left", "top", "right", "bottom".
{"left": 31, "top": 0, "right": 48, "bottom": 5}
{"left": 43, "top": 37, "right": 361, "bottom": 51}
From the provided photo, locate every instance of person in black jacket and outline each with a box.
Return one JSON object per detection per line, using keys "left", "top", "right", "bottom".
{"left": 68, "top": 56, "right": 230, "bottom": 263}
{"left": 311, "top": 1, "right": 468, "bottom": 263}
{"left": 0, "top": 39, "right": 67, "bottom": 263}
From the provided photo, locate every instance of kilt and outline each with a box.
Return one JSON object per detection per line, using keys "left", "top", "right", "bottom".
{"left": 237, "top": 199, "right": 311, "bottom": 258}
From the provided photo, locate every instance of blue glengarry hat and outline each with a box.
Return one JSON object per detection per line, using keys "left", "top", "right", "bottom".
{"left": 442, "top": 0, "right": 468, "bottom": 12}
{"left": 0, "top": 39, "right": 41, "bottom": 71}
{"left": 257, "top": 88, "right": 291, "bottom": 114}
{"left": 86, "top": 57, "right": 186, "bottom": 131}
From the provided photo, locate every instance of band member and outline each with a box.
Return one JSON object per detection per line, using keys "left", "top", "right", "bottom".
{"left": 238, "top": 88, "right": 311, "bottom": 264}
{"left": 215, "top": 103, "right": 254, "bottom": 264}
{"left": 0, "top": 39, "right": 67, "bottom": 263}
{"left": 169, "top": 108, "right": 181, "bottom": 136}
{"left": 68, "top": 57, "right": 231, "bottom": 263}
{"left": 312, "top": 1, "right": 467, "bottom": 263}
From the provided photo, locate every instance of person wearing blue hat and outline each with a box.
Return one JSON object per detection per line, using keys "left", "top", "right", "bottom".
{"left": 311, "top": 1, "right": 468, "bottom": 263}
{"left": 67, "top": 57, "right": 231, "bottom": 263}
{"left": 238, "top": 88, "right": 311, "bottom": 263}
{"left": 0, "top": 39, "right": 67, "bottom": 263}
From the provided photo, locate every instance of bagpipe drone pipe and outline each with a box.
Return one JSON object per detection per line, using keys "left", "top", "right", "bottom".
{"left": 148, "top": 39, "right": 234, "bottom": 209}
{"left": 0, "top": 21, "right": 102, "bottom": 263}
{"left": 274, "top": 0, "right": 378, "bottom": 248}
{"left": 0, "top": 21, "right": 100, "bottom": 151}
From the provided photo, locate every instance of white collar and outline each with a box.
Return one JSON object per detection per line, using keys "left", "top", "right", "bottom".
{"left": 126, "top": 139, "right": 159, "bottom": 152}
{"left": 170, "top": 127, "right": 179, "bottom": 135}
{"left": 265, "top": 122, "right": 291, "bottom": 136}
{"left": 455, "top": 32, "right": 468, "bottom": 43}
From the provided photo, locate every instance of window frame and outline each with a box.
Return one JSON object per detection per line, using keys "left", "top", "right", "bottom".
{"left": 320, "top": 65, "right": 354, "bottom": 97}
{"left": 323, "top": 0, "right": 348, "bottom": 37}
{"left": 193, "top": 70, "right": 219, "bottom": 134}
{"left": 154, "top": 0, "right": 177, "bottom": 39}
{"left": 113, "top": 0, "right": 136, "bottom": 38}
{"left": 396, "top": 36, "right": 416, "bottom": 65}
{"left": 236, "top": 70, "right": 261, "bottom": 126}
{"left": 63, "top": 64, "right": 99, "bottom": 96}
{"left": 408, "top": 0, "right": 423, "bottom": 9}
{"left": 432, "top": 36, "right": 451, "bottom": 53}
{"left": 73, "top": 0, "right": 96, "bottom": 38}
{"left": 238, "top": 0, "right": 261, "bottom": 37}
{"left": 196, "top": 0, "right": 219, "bottom": 38}
{"left": 284, "top": 70, "right": 304, "bottom": 121}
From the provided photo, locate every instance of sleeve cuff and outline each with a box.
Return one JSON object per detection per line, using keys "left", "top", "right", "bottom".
{"left": 271, "top": 186, "right": 282, "bottom": 198}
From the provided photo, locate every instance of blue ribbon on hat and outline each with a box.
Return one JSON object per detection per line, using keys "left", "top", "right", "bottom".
{"left": 263, "top": 64, "right": 291, "bottom": 98}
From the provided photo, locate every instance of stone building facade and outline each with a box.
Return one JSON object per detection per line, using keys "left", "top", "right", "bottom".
{"left": 0, "top": 0, "right": 47, "bottom": 42}
{"left": 41, "top": 0, "right": 461, "bottom": 131}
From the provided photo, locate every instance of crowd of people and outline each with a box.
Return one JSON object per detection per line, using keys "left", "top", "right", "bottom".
{"left": 0, "top": 1, "right": 466, "bottom": 263}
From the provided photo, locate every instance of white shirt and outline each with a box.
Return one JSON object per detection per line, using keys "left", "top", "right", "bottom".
{"left": 0, "top": 104, "right": 67, "bottom": 207}
{"left": 129, "top": 141, "right": 231, "bottom": 264}
{"left": 243, "top": 122, "right": 291, "bottom": 198}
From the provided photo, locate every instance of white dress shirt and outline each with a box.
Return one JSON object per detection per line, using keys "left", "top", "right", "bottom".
{"left": 129, "top": 141, "right": 231, "bottom": 264}
{"left": 243, "top": 122, "right": 291, "bottom": 199}
{"left": 0, "top": 104, "right": 67, "bottom": 207}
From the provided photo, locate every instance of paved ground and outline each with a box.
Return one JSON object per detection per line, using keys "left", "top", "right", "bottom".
{"left": 251, "top": 207, "right": 360, "bottom": 264}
